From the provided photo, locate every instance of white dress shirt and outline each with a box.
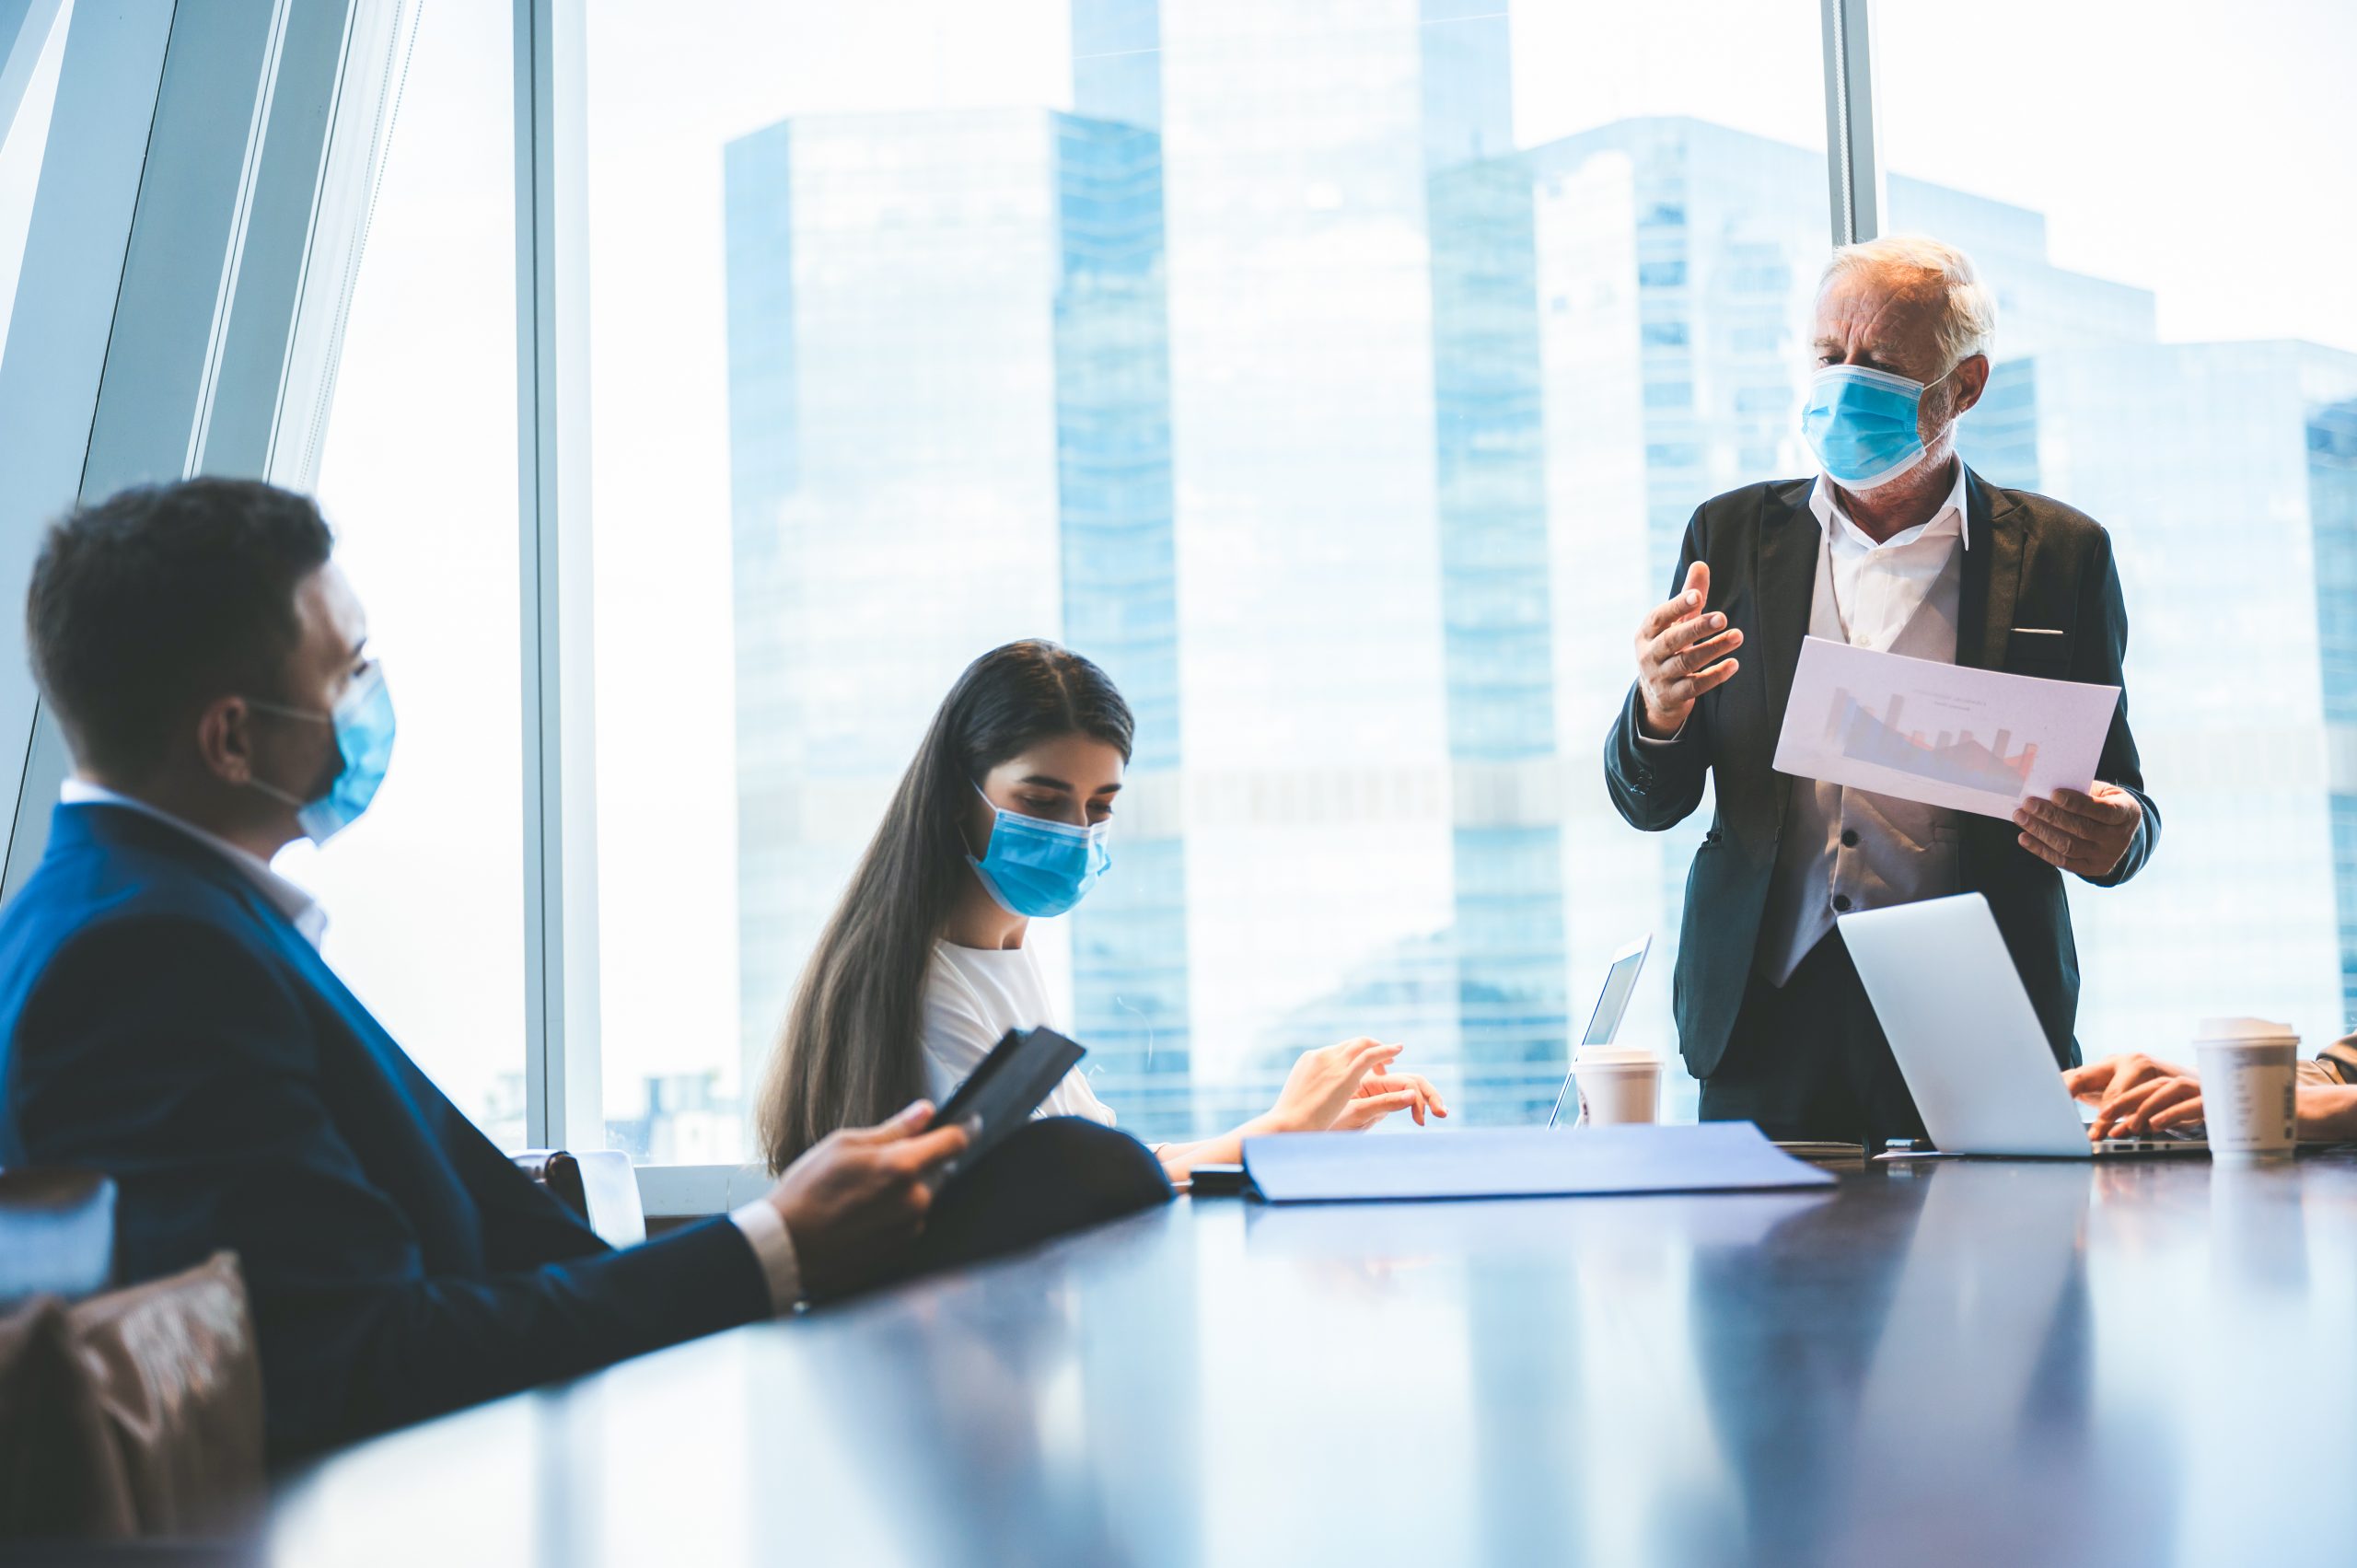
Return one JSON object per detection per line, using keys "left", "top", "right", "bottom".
{"left": 921, "top": 940, "right": 1119, "bottom": 1126}
{"left": 1806, "top": 461, "right": 1972, "bottom": 654}
{"left": 1756, "top": 462, "right": 1973, "bottom": 982}
{"left": 57, "top": 778, "right": 802, "bottom": 1310}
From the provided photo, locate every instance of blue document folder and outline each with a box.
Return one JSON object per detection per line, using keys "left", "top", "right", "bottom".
{"left": 1239, "top": 1121, "right": 1836, "bottom": 1203}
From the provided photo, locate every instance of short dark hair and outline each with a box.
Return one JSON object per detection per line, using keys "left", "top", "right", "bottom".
{"left": 27, "top": 478, "right": 336, "bottom": 782}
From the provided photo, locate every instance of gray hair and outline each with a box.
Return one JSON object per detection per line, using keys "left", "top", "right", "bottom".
{"left": 1819, "top": 233, "right": 1998, "bottom": 368}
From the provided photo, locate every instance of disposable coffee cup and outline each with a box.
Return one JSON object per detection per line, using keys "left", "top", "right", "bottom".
{"left": 1572, "top": 1048, "right": 1661, "bottom": 1127}
{"left": 2192, "top": 1016, "right": 2299, "bottom": 1163}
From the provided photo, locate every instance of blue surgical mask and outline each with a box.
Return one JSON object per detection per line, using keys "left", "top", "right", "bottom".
{"left": 967, "top": 784, "right": 1112, "bottom": 919}
{"left": 1800, "top": 362, "right": 1958, "bottom": 492}
{"left": 247, "top": 663, "right": 397, "bottom": 844}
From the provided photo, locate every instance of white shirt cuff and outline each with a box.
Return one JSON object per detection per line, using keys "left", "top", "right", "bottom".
{"left": 727, "top": 1198, "right": 803, "bottom": 1313}
{"left": 1634, "top": 714, "right": 1689, "bottom": 745}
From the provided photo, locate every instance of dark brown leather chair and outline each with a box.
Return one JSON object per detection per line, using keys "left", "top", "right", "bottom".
{"left": 0, "top": 1251, "right": 263, "bottom": 1542}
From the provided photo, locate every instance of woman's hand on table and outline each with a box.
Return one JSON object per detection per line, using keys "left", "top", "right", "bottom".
{"left": 1332, "top": 1068, "right": 1448, "bottom": 1130}
{"left": 1263, "top": 1039, "right": 1431, "bottom": 1132}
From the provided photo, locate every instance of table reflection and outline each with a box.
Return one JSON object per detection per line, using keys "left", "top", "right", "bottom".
{"left": 1837, "top": 1164, "right": 2112, "bottom": 1564}
{"left": 1243, "top": 1189, "right": 1839, "bottom": 1565}
{"left": 789, "top": 1217, "right": 1202, "bottom": 1568}
{"left": 260, "top": 1155, "right": 2357, "bottom": 1567}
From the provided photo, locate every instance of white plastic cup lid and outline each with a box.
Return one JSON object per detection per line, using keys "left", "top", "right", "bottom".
{"left": 2191, "top": 1016, "right": 2300, "bottom": 1046}
{"left": 1573, "top": 1046, "right": 1656, "bottom": 1065}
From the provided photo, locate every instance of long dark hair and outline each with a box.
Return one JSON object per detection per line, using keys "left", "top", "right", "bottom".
{"left": 758, "top": 640, "right": 1134, "bottom": 1172}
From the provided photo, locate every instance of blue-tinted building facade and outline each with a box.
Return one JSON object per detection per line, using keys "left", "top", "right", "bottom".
{"left": 1429, "top": 152, "right": 1567, "bottom": 1118}
{"left": 1067, "top": 0, "right": 1573, "bottom": 1126}
{"left": 722, "top": 109, "right": 1192, "bottom": 1136}
{"left": 2312, "top": 395, "right": 2357, "bottom": 1024}
{"left": 1052, "top": 117, "right": 1194, "bottom": 1130}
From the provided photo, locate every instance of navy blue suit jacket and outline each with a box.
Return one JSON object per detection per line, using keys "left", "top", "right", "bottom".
{"left": 0, "top": 803, "right": 771, "bottom": 1460}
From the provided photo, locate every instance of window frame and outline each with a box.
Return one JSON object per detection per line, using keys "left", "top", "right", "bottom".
{"left": 0, "top": 1, "right": 424, "bottom": 907}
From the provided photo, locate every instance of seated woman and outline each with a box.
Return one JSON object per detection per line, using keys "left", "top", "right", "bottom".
{"left": 2067, "top": 1035, "right": 2357, "bottom": 1142}
{"left": 758, "top": 640, "right": 1443, "bottom": 1181}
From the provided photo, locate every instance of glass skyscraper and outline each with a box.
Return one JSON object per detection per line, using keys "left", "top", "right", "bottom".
{"left": 2317, "top": 392, "right": 2357, "bottom": 1025}
{"left": 721, "top": 109, "right": 1192, "bottom": 1135}
{"left": 1069, "top": 0, "right": 1569, "bottom": 1124}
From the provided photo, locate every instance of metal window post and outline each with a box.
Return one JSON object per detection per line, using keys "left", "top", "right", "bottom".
{"left": 516, "top": 0, "right": 600, "bottom": 1151}
{"left": 1819, "top": 0, "right": 1885, "bottom": 248}
{"left": 0, "top": 0, "right": 419, "bottom": 899}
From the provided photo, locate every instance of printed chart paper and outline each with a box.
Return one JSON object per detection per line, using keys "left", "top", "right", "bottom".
{"left": 1772, "top": 636, "right": 2120, "bottom": 819}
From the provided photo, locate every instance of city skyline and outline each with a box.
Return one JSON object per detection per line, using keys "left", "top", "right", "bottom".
{"left": 691, "top": 5, "right": 2357, "bottom": 1150}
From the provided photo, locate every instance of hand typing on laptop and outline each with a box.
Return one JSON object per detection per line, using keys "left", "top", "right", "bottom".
{"left": 2067, "top": 1052, "right": 2357, "bottom": 1144}
{"left": 2064, "top": 1053, "right": 2200, "bottom": 1140}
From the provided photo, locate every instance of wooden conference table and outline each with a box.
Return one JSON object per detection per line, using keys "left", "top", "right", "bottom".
{"left": 267, "top": 1154, "right": 2357, "bottom": 1566}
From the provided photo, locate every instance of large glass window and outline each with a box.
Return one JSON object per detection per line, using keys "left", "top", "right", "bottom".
{"left": 284, "top": 0, "right": 527, "bottom": 1149}
{"left": 583, "top": 0, "right": 1834, "bottom": 1159}
{"left": 1878, "top": 2, "right": 2357, "bottom": 1057}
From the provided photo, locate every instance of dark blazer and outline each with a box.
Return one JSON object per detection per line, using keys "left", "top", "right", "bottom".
{"left": 0, "top": 804, "right": 771, "bottom": 1461}
{"left": 1603, "top": 470, "right": 2159, "bottom": 1079}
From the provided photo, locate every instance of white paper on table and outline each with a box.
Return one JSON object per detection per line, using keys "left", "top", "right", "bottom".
{"left": 1771, "top": 636, "right": 2121, "bottom": 820}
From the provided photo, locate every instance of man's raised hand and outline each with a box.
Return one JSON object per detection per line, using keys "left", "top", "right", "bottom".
{"left": 1634, "top": 560, "right": 1742, "bottom": 737}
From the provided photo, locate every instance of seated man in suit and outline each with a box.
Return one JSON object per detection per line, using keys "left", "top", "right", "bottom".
{"left": 1602, "top": 234, "right": 2160, "bottom": 1146}
{"left": 0, "top": 479, "right": 986, "bottom": 1460}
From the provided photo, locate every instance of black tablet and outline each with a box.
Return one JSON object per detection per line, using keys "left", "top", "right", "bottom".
{"left": 931, "top": 1026, "right": 1086, "bottom": 1168}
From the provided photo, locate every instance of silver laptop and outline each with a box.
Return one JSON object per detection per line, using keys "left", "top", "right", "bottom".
{"left": 1547, "top": 935, "right": 1652, "bottom": 1128}
{"left": 1840, "top": 894, "right": 2203, "bottom": 1158}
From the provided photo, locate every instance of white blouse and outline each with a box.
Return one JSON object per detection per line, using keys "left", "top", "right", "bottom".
{"left": 919, "top": 940, "right": 1117, "bottom": 1126}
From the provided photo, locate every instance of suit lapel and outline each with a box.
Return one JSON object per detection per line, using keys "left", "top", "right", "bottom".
{"left": 1956, "top": 468, "right": 2024, "bottom": 671}
{"left": 240, "top": 890, "right": 584, "bottom": 1246}
{"left": 1756, "top": 478, "right": 1821, "bottom": 748}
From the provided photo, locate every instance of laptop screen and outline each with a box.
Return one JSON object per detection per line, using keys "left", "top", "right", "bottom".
{"left": 1581, "top": 947, "right": 1647, "bottom": 1046}
{"left": 1549, "top": 938, "right": 1651, "bottom": 1128}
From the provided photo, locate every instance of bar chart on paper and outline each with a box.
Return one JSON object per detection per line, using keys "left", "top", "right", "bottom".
{"left": 1827, "top": 690, "right": 2038, "bottom": 795}
{"left": 1773, "top": 637, "right": 2120, "bottom": 819}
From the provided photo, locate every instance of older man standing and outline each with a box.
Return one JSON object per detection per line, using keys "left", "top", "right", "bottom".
{"left": 1601, "top": 234, "right": 2160, "bottom": 1146}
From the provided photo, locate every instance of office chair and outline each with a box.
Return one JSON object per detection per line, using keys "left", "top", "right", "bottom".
{"left": 0, "top": 1250, "right": 264, "bottom": 1541}
{"left": 512, "top": 1148, "right": 647, "bottom": 1247}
